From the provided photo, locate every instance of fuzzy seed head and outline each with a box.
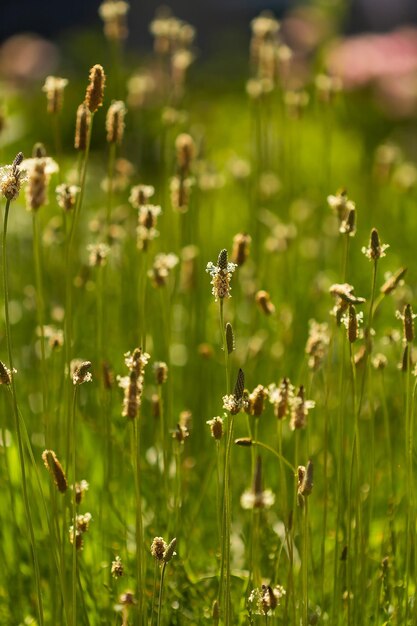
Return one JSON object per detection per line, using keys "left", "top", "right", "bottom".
{"left": 206, "top": 416, "right": 223, "bottom": 440}
{"left": 381, "top": 267, "right": 407, "bottom": 295}
{"left": 106, "top": 100, "right": 126, "bottom": 144}
{"left": 226, "top": 322, "right": 235, "bottom": 354}
{"left": 154, "top": 361, "right": 168, "bottom": 385}
{"left": 111, "top": 555, "right": 124, "bottom": 578}
{"left": 74, "top": 103, "right": 91, "bottom": 151}
{"left": 151, "top": 537, "right": 167, "bottom": 561}
{"left": 42, "top": 76, "right": 68, "bottom": 114}
{"left": 0, "top": 153, "right": 27, "bottom": 201}
{"left": 256, "top": 290, "right": 275, "bottom": 315}
{"left": 72, "top": 360, "right": 93, "bottom": 385}
{"left": 232, "top": 232, "right": 252, "bottom": 266}
{"left": 42, "top": 449, "right": 68, "bottom": 493}
{"left": 85, "top": 64, "right": 106, "bottom": 113}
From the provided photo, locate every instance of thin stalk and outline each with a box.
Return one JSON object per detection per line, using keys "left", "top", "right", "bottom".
{"left": 132, "top": 419, "right": 144, "bottom": 622}
{"left": 302, "top": 499, "right": 309, "bottom": 626}
{"left": 106, "top": 142, "right": 117, "bottom": 240}
{"left": 71, "top": 386, "right": 78, "bottom": 626}
{"left": 32, "top": 211, "right": 49, "bottom": 440}
{"left": 2, "top": 199, "right": 44, "bottom": 626}
{"left": 157, "top": 562, "right": 167, "bottom": 626}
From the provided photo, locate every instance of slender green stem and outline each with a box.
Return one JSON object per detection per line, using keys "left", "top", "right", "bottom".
{"left": 32, "top": 211, "right": 49, "bottom": 441}
{"left": 2, "top": 199, "right": 44, "bottom": 626}
{"left": 71, "top": 386, "right": 78, "bottom": 626}
{"left": 106, "top": 142, "right": 117, "bottom": 241}
{"left": 132, "top": 419, "right": 144, "bottom": 622}
{"left": 157, "top": 563, "right": 167, "bottom": 626}
{"left": 250, "top": 440, "right": 296, "bottom": 474}
{"left": 302, "top": 499, "right": 309, "bottom": 626}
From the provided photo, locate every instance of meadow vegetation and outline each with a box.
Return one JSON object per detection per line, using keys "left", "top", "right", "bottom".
{"left": 0, "top": 2, "right": 417, "bottom": 625}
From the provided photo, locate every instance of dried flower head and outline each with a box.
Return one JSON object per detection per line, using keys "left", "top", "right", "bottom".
{"left": 42, "top": 449, "right": 68, "bottom": 493}
{"left": 172, "top": 422, "right": 189, "bottom": 443}
{"left": 315, "top": 73, "right": 342, "bottom": 103}
{"left": 223, "top": 368, "right": 245, "bottom": 415}
{"left": 72, "top": 360, "right": 93, "bottom": 385}
{"left": 248, "top": 584, "right": 286, "bottom": 617}
{"left": 206, "top": 416, "right": 223, "bottom": 440}
{"left": 284, "top": 90, "right": 309, "bottom": 118}
{"left": 225, "top": 322, "right": 235, "bottom": 354}
{"left": 305, "top": 320, "right": 330, "bottom": 370}
{"left": 381, "top": 267, "right": 407, "bottom": 296}
{"left": 56, "top": 184, "right": 80, "bottom": 211}
{"left": 73, "top": 479, "right": 89, "bottom": 504}
{"left": 163, "top": 538, "right": 177, "bottom": 562}
{"left": 87, "top": 242, "right": 110, "bottom": 267}
{"left": 175, "top": 133, "right": 195, "bottom": 175}
{"left": 111, "top": 556, "right": 124, "bottom": 578}
{"left": 206, "top": 249, "right": 237, "bottom": 301}
{"left": 372, "top": 353, "right": 387, "bottom": 370}
{"left": 298, "top": 460, "right": 314, "bottom": 501}
{"left": 99, "top": 0, "right": 129, "bottom": 41}
{"left": 137, "top": 204, "right": 161, "bottom": 250}
{"left": 241, "top": 455, "right": 275, "bottom": 509}
{"left": 339, "top": 205, "right": 356, "bottom": 237}
{"left": 129, "top": 184, "right": 155, "bottom": 208}
{"left": 22, "top": 152, "right": 59, "bottom": 212}
{"left": 255, "top": 290, "right": 275, "bottom": 315}
{"left": 42, "top": 76, "right": 68, "bottom": 114}
{"left": 170, "top": 175, "right": 194, "bottom": 213}
{"left": 362, "top": 228, "right": 389, "bottom": 261}
{"left": 118, "top": 348, "right": 150, "bottom": 419}
{"left": 289, "top": 386, "right": 315, "bottom": 430}
{"left": 268, "top": 378, "right": 294, "bottom": 419}
{"left": 231, "top": 232, "right": 252, "bottom": 266}
{"left": 342, "top": 304, "right": 362, "bottom": 343}
{"left": 85, "top": 64, "right": 106, "bottom": 113}
{"left": 148, "top": 253, "right": 179, "bottom": 287}
{"left": 154, "top": 361, "right": 168, "bottom": 385}
{"left": 329, "top": 283, "right": 366, "bottom": 325}
{"left": 327, "top": 188, "right": 354, "bottom": 224}
{"left": 396, "top": 304, "right": 416, "bottom": 344}
{"left": 151, "top": 537, "right": 168, "bottom": 562}
{"left": 247, "top": 384, "right": 268, "bottom": 417}
{"left": 0, "top": 152, "right": 27, "bottom": 201}
{"left": 0, "top": 361, "right": 14, "bottom": 385}
{"left": 106, "top": 100, "right": 126, "bottom": 144}
{"left": 74, "top": 103, "right": 91, "bottom": 151}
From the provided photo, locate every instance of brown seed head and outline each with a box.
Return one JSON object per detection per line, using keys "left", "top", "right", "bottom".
{"left": 106, "top": 100, "right": 126, "bottom": 144}
{"left": 0, "top": 361, "right": 12, "bottom": 385}
{"left": 381, "top": 267, "right": 407, "bottom": 295}
{"left": 297, "top": 459, "right": 313, "bottom": 497}
{"left": 348, "top": 304, "right": 358, "bottom": 343}
{"left": 226, "top": 322, "right": 235, "bottom": 354}
{"left": 207, "top": 416, "right": 223, "bottom": 440}
{"left": 75, "top": 103, "right": 91, "bottom": 151}
{"left": 111, "top": 555, "right": 124, "bottom": 578}
{"left": 256, "top": 290, "right": 275, "bottom": 315}
{"left": 218, "top": 249, "right": 228, "bottom": 271}
{"left": 42, "top": 449, "right": 68, "bottom": 493}
{"left": 175, "top": 133, "right": 195, "bottom": 174}
{"left": 403, "top": 304, "right": 414, "bottom": 343}
{"left": 235, "top": 437, "right": 253, "bottom": 446}
{"left": 232, "top": 232, "right": 252, "bottom": 266}
{"left": 154, "top": 361, "right": 168, "bottom": 385}
{"left": 151, "top": 536, "right": 167, "bottom": 562}
{"left": 163, "top": 537, "right": 177, "bottom": 562}
{"left": 85, "top": 64, "right": 106, "bottom": 113}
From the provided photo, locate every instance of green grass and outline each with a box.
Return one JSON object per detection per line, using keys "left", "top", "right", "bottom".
{"left": 0, "top": 6, "right": 417, "bottom": 625}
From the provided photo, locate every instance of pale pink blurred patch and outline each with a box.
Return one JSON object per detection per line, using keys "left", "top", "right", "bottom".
{"left": 0, "top": 34, "right": 59, "bottom": 84}
{"left": 327, "top": 28, "right": 417, "bottom": 89}
{"left": 327, "top": 28, "right": 417, "bottom": 117}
